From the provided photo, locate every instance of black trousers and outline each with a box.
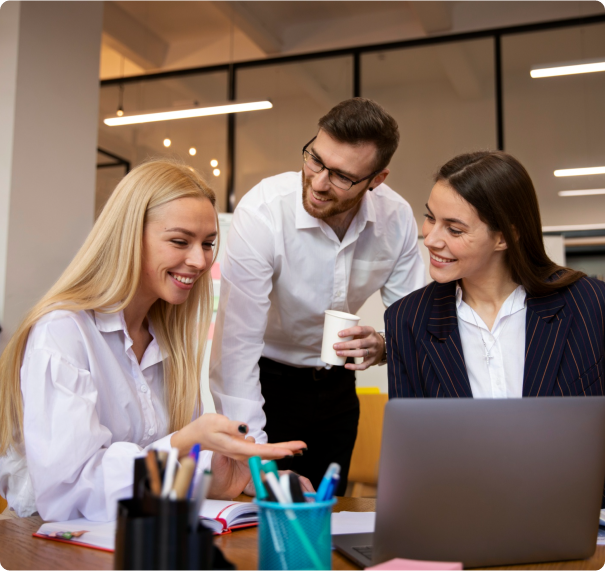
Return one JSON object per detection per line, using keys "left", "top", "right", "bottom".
{"left": 259, "top": 356, "right": 360, "bottom": 496}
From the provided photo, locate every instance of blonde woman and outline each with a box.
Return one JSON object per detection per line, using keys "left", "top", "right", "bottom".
{"left": 0, "top": 160, "right": 307, "bottom": 522}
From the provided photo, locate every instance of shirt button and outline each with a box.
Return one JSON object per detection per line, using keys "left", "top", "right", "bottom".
{"left": 140, "top": 385, "right": 148, "bottom": 393}
{"left": 336, "top": 291, "right": 342, "bottom": 297}
{"left": 148, "top": 428, "right": 156, "bottom": 436}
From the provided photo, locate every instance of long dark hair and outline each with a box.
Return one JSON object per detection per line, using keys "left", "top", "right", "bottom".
{"left": 436, "top": 151, "right": 584, "bottom": 296}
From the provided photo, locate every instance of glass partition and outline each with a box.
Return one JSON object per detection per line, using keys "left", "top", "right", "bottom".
{"left": 503, "top": 22, "right": 605, "bottom": 228}
{"left": 98, "top": 71, "right": 229, "bottom": 212}
{"left": 362, "top": 39, "right": 497, "bottom": 230}
{"left": 234, "top": 57, "right": 353, "bottom": 204}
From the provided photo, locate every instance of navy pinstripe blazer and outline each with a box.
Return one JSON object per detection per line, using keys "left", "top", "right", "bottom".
{"left": 385, "top": 276, "right": 605, "bottom": 506}
{"left": 385, "top": 277, "right": 605, "bottom": 400}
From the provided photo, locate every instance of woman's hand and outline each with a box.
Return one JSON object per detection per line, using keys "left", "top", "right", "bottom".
{"left": 170, "top": 413, "right": 307, "bottom": 461}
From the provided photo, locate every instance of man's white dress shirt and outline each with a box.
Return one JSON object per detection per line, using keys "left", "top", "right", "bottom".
{"left": 210, "top": 171, "right": 425, "bottom": 442}
{"left": 456, "top": 283, "right": 527, "bottom": 398}
{"left": 0, "top": 309, "right": 209, "bottom": 521}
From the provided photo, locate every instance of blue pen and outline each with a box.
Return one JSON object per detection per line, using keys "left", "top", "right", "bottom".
{"left": 325, "top": 473, "right": 340, "bottom": 500}
{"left": 316, "top": 463, "right": 340, "bottom": 501}
{"left": 186, "top": 444, "right": 201, "bottom": 499}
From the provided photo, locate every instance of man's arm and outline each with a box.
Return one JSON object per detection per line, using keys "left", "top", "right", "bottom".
{"left": 209, "top": 206, "right": 275, "bottom": 444}
{"left": 381, "top": 208, "right": 425, "bottom": 307}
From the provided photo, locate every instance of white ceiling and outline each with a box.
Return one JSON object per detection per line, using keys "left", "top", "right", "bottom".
{"left": 100, "top": 1, "right": 603, "bottom": 80}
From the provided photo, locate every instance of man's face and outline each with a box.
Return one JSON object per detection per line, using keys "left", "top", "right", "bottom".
{"left": 302, "top": 130, "right": 386, "bottom": 221}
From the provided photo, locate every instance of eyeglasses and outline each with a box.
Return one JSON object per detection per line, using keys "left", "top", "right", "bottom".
{"left": 302, "top": 137, "right": 381, "bottom": 191}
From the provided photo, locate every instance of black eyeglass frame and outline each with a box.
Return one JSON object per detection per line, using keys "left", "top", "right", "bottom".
{"left": 302, "top": 137, "right": 382, "bottom": 191}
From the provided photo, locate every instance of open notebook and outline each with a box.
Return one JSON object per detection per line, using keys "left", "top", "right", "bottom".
{"left": 34, "top": 500, "right": 258, "bottom": 551}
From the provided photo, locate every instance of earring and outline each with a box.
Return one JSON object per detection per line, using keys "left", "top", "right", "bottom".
{"left": 369, "top": 187, "right": 374, "bottom": 191}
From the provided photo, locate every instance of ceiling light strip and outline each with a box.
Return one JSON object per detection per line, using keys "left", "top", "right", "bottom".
{"left": 104, "top": 100, "right": 273, "bottom": 126}
{"left": 554, "top": 166, "right": 605, "bottom": 177}
{"left": 558, "top": 188, "right": 605, "bottom": 197}
{"left": 542, "top": 223, "right": 605, "bottom": 232}
{"left": 531, "top": 60, "right": 605, "bottom": 78}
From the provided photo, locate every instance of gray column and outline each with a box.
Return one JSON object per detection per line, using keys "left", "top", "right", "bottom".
{"left": 0, "top": 1, "right": 103, "bottom": 351}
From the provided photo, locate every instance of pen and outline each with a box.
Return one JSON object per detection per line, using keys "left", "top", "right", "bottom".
{"left": 172, "top": 456, "right": 196, "bottom": 500}
{"left": 161, "top": 448, "right": 179, "bottom": 498}
{"left": 288, "top": 473, "right": 306, "bottom": 503}
{"left": 261, "top": 460, "right": 279, "bottom": 479}
{"left": 187, "top": 444, "right": 201, "bottom": 499}
{"left": 316, "top": 462, "right": 340, "bottom": 502}
{"left": 145, "top": 450, "right": 162, "bottom": 496}
{"left": 190, "top": 470, "right": 212, "bottom": 528}
{"left": 325, "top": 473, "right": 340, "bottom": 500}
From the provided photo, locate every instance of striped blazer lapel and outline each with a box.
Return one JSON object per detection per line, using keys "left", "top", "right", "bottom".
{"left": 523, "top": 290, "right": 573, "bottom": 396}
{"left": 421, "top": 282, "right": 473, "bottom": 398}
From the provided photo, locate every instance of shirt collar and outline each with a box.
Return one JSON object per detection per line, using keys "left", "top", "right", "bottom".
{"left": 456, "top": 282, "right": 527, "bottom": 324}
{"left": 94, "top": 310, "right": 163, "bottom": 369}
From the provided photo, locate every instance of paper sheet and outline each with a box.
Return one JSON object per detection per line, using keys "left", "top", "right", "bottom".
{"left": 331, "top": 511, "right": 376, "bottom": 535}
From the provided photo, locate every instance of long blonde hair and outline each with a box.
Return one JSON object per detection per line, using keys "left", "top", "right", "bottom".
{"left": 0, "top": 160, "right": 219, "bottom": 454}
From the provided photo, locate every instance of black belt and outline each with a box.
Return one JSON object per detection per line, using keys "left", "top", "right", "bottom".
{"left": 259, "top": 356, "right": 350, "bottom": 382}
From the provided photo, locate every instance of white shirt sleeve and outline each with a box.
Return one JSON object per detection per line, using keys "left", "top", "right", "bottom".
{"left": 381, "top": 206, "right": 425, "bottom": 307}
{"left": 21, "top": 347, "right": 173, "bottom": 522}
{"left": 209, "top": 205, "right": 275, "bottom": 444}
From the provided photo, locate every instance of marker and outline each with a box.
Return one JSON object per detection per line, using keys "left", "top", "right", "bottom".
{"left": 279, "top": 473, "right": 293, "bottom": 504}
{"left": 261, "top": 460, "right": 279, "bottom": 479}
{"left": 288, "top": 473, "right": 306, "bottom": 503}
{"left": 316, "top": 463, "right": 340, "bottom": 502}
{"left": 248, "top": 456, "right": 269, "bottom": 501}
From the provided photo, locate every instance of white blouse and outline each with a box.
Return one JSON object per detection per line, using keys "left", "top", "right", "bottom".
{"left": 0, "top": 309, "right": 207, "bottom": 521}
{"left": 456, "top": 284, "right": 527, "bottom": 399}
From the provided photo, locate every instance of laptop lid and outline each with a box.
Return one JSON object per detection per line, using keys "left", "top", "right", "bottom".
{"left": 373, "top": 397, "right": 605, "bottom": 568}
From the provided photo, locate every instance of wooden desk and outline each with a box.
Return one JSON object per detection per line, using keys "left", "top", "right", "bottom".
{"left": 1, "top": 497, "right": 604, "bottom": 570}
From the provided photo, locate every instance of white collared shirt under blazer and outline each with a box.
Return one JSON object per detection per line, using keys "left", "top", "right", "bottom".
{"left": 210, "top": 171, "right": 425, "bottom": 443}
{"left": 0, "top": 310, "right": 193, "bottom": 521}
{"left": 456, "top": 283, "right": 527, "bottom": 398}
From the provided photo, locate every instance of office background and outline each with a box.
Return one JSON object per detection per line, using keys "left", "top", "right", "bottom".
{"left": 1, "top": 1, "right": 604, "bottom": 394}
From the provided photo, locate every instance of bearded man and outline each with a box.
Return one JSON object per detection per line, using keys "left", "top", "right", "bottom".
{"left": 210, "top": 98, "right": 425, "bottom": 494}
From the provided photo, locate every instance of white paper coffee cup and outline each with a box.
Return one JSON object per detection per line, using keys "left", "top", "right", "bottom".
{"left": 321, "top": 310, "right": 361, "bottom": 366}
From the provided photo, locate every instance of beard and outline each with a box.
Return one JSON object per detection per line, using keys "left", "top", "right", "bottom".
{"left": 301, "top": 170, "right": 368, "bottom": 221}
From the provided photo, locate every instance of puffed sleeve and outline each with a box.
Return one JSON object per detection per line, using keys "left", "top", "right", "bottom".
{"left": 21, "top": 347, "right": 172, "bottom": 522}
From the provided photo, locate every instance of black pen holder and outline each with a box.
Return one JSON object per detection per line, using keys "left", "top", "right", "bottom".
{"left": 114, "top": 494, "right": 218, "bottom": 570}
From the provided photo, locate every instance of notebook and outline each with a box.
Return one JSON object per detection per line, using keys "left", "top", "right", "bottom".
{"left": 34, "top": 499, "right": 258, "bottom": 550}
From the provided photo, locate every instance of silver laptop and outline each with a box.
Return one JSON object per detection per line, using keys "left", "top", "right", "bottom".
{"left": 334, "top": 398, "right": 605, "bottom": 568}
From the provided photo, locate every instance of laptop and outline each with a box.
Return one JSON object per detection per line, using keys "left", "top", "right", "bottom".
{"left": 334, "top": 397, "right": 605, "bottom": 568}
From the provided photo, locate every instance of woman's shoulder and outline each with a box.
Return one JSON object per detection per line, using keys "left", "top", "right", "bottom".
{"left": 386, "top": 281, "right": 454, "bottom": 323}
{"left": 558, "top": 276, "right": 605, "bottom": 305}
{"left": 26, "top": 309, "right": 97, "bottom": 367}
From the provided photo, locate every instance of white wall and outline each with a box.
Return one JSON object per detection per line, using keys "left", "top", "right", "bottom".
{"left": 0, "top": 1, "right": 103, "bottom": 350}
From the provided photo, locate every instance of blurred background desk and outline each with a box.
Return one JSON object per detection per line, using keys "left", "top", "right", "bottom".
{"left": 0, "top": 497, "right": 603, "bottom": 570}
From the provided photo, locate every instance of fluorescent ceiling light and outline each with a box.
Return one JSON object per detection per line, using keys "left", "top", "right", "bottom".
{"left": 531, "top": 58, "right": 605, "bottom": 78}
{"left": 554, "top": 166, "right": 605, "bottom": 177}
{"left": 542, "top": 223, "right": 605, "bottom": 232}
{"left": 104, "top": 100, "right": 273, "bottom": 126}
{"left": 558, "top": 188, "right": 605, "bottom": 197}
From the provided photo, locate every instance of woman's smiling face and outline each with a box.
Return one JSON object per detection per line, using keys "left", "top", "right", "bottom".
{"left": 139, "top": 196, "right": 217, "bottom": 307}
{"left": 422, "top": 181, "right": 507, "bottom": 284}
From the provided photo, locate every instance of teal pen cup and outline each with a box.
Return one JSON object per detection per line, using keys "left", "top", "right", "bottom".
{"left": 255, "top": 493, "right": 337, "bottom": 570}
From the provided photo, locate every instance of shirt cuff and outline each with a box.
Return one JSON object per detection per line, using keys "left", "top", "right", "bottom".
{"left": 147, "top": 432, "right": 175, "bottom": 453}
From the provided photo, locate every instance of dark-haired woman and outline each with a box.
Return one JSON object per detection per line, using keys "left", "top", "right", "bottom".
{"left": 386, "top": 150, "right": 604, "bottom": 405}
